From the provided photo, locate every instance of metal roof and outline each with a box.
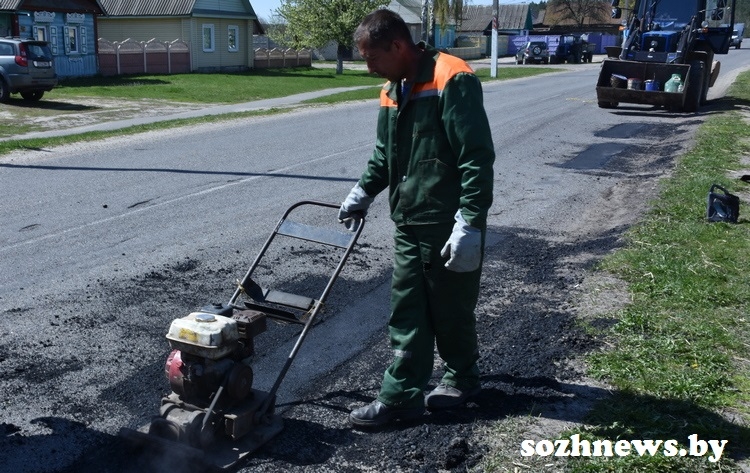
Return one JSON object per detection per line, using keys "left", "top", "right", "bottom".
{"left": 97, "top": 0, "right": 197, "bottom": 16}
{"left": 459, "top": 4, "right": 532, "bottom": 33}
{"left": 95, "top": 0, "right": 263, "bottom": 33}
{"left": 0, "top": 0, "right": 21, "bottom": 9}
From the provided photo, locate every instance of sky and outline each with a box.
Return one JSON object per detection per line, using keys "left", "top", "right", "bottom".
{"left": 251, "top": 0, "right": 531, "bottom": 22}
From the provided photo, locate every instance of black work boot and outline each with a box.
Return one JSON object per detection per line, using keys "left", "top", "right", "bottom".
{"left": 349, "top": 400, "right": 424, "bottom": 428}
{"left": 424, "top": 383, "right": 481, "bottom": 410}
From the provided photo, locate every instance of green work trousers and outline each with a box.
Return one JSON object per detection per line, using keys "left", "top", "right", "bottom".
{"left": 377, "top": 223, "right": 482, "bottom": 408}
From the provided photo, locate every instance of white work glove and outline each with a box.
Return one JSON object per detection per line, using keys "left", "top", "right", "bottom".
{"left": 338, "top": 183, "right": 374, "bottom": 232}
{"left": 440, "top": 210, "right": 482, "bottom": 272}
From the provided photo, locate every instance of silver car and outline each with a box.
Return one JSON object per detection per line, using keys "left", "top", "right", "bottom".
{"left": 730, "top": 30, "right": 742, "bottom": 49}
{"left": 0, "top": 38, "right": 58, "bottom": 102}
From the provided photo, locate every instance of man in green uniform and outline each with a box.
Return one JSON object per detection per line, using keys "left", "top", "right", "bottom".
{"left": 339, "top": 9, "right": 495, "bottom": 428}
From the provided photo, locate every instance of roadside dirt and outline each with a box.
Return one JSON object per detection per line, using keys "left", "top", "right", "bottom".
{"left": 0, "top": 96, "right": 203, "bottom": 139}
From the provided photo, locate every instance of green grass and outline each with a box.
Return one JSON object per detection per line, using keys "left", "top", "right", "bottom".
{"left": 300, "top": 66, "right": 559, "bottom": 104}
{"left": 566, "top": 73, "right": 750, "bottom": 472}
{"left": 477, "top": 72, "right": 750, "bottom": 473}
{"left": 302, "top": 86, "right": 381, "bottom": 104}
{"left": 53, "top": 67, "right": 385, "bottom": 103}
{"left": 51, "top": 64, "right": 556, "bottom": 104}
{"left": 50, "top": 65, "right": 554, "bottom": 104}
{"left": 474, "top": 65, "right": 558, "bottom": 81}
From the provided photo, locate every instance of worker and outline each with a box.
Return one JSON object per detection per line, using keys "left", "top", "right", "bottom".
{"left": 338, "top": 8, "right": 495, "bottom": 428}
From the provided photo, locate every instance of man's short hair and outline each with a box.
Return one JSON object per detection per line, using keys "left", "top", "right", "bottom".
{"left": 354, "top": 9, "right": 413, "bottom": 51}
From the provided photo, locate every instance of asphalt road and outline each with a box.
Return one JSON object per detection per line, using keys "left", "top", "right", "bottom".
{"left": 1, "top": 49, "right": 749, "bottom": 472}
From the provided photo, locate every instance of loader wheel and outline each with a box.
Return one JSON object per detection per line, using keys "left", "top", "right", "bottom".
{"left": 683, "top": 60, "right": 704, "bottom": 113}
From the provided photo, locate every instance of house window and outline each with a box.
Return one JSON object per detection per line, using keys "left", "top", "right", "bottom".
{"left": 33, "top": 25, "right": 48, "bottom": 42}
{"left": 65, "top": 26, "right": 79, "bottom": 54}
{"left": 228, "top": 25, "right": 239, "bottom": 52}
{"left": 202, "top": 24, "right": 215, "bottom": 52}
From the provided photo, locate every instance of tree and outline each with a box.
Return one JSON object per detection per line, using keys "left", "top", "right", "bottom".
{"left": 272, "top": 0, "right": 389, "bottom": 74}
{"left": 433, "top": 0, "right": 464, "bottom": 29}
{"left": 736, "top": 0, "right": 750, "bottom": 30}
{"left": 424, "top": 0, "right": 465, "bottom": 45}
{"left": 548, "top": 0, "right": 609, "bottom": 28}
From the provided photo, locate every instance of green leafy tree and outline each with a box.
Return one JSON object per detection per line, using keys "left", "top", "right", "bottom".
{"left": 272, "top": 0, "right": 389, "bottom": 74}
{"left": 548, "top": 0, "right": 609, "bottom": 27}
{"left": 736, "top": 0, "right": 750, "bottom": 32}
{"left": 433, "top": 0, "right": 464, "bottom": 29}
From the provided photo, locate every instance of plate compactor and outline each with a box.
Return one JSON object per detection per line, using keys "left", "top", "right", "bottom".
{"left": 120, "top": 201, "right": 363, "bottom": 471}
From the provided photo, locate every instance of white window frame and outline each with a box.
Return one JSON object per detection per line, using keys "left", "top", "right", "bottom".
{"left": 228, "top": 25, "right": 239, "bottom": 52}
{"left": 64, "top": 25, "right": 80, "bottom": 55}
{"left": 202, "top": 24, "right": 215, "bottom": 52}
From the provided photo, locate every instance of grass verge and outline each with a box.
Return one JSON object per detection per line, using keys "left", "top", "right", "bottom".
{"left": 52, "top": 67, "right": 386, "bottom": 103}
{"left": 576, "top": 74, "right": 750, "bottom": 471}
{"left": 479, "top": 71, "right": 750, "bottom": 473}
{"left": 51, "top": 65, "right": 555, "bottom": 104}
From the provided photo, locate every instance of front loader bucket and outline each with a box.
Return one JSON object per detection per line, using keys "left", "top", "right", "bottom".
{"left": 596, "top": 59, "right": 691, "bottom": 110}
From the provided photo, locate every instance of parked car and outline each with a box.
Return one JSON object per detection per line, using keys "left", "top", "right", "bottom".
{"left": 515, "top": 41, "right": 549, "bottom": 64}
{"left": 0, "top": 38, "right": 57, "bottom": 103}
{"left": 730, "top": 30, "right": 742, "bottom": 49}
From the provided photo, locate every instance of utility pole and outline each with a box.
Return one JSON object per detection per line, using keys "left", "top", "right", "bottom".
{"left": 421, "top": 0, "right": 429, "bottom": 43}
{"left": 491, "top": 0, "right": 498, "bottom": 77}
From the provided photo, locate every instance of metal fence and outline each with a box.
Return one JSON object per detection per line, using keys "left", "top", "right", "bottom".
{"left": 253, "top": 48, "right": 312, "bottom": 68}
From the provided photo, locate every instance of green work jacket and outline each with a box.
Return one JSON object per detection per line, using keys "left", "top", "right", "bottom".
{"left": 358, "top": 44, "right": 495, "bottom": 229}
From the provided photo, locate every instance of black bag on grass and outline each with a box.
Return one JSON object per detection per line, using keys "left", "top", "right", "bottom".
{"left": 707, "top": 184, "right": 740, "bottom": 223}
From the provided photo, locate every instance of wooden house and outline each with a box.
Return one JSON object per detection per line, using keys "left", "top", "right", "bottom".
{"left": 97, "top": 0, "right": 264, "bottom": 72}
{"left": 459, "top": 4, "right": 534, "bottom": 37}
{"left": 457, "top": 4, "right": 534, "bottom": 56}
{"left": 0, "top": 0, "right": 104, "bottom": 77}
{"left": 387, "top": 0, "right": 424, "bottom": 44}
